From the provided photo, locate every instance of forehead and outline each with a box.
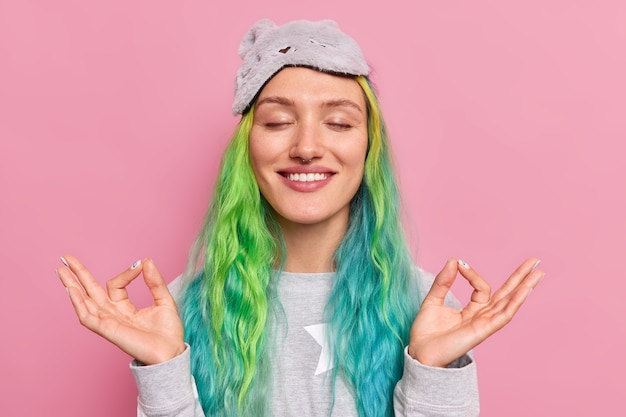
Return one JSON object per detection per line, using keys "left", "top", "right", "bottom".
{"left": 256, "top": 67, "right": 366, "bottom": 109}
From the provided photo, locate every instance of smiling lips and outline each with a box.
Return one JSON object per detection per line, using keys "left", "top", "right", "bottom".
{"left": 287, "top": 172, "right": 328, "bottom": 182}
{"left": 278, "top": 167, "right": 334, "bottom": 191}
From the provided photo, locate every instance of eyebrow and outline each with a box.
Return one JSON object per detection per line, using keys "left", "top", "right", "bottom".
{"left": 323, "top": 99, "right": 364, "bottom": 114}
{"left": 255, "top": 96, "right": 294, "bottom": 108}
{"left": 255, "top": 96, "right": 364, "bottom": 114}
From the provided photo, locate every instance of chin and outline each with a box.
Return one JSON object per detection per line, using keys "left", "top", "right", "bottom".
{"left": 278, "top": 213, "right": 332, "bottom": 227}
{"left": 276, "top": 206, "right": 350, "bottom": 228}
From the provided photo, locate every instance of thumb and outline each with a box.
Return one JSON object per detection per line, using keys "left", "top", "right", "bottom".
{"left": 423, "top": 258, "right": 459, "bottom": 305}
{"left": 142, "top": 259, "right": 174, "bottom": 306}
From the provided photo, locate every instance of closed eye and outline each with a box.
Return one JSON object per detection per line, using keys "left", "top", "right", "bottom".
{"left": 264, "top": 122, "right": 292, "bottom": 129}
{"left": 327, "top": 123, "right": 353, "bottom": 131}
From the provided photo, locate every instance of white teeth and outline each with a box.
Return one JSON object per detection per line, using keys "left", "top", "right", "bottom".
{"left": 288, "top": 173, "right": 328, "bottom": 182}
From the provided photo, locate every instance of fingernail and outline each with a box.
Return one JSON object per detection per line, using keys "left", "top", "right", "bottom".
{"left": 458, "top": 259, "right": 470, "bottom": 269}
{"left": 55, "top": 269, "right": 60, "bottom": 279}
{"left": 60, "top": 257, "right": 69, "bottom": 268}
{"left": 131, "top": 259, "right": 142, "bottom": 270}
{"left": 532, "top": 260, "right": 542, "bottom": 270}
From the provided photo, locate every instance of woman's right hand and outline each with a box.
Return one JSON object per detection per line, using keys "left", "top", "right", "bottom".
{"left": 57, "top": 255, "right": 186, "bottom": 365}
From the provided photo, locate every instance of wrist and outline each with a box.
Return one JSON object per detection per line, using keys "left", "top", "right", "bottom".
{"left": 140, "top": 342, "right": 187, "bottom": 366}
{"left": 408, "top": 345, "right": 448, "bottom": 368}
{"left": 161, "top": 342, "right": 187, "bottom": 363}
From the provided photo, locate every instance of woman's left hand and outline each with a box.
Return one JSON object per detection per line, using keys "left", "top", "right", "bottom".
{"left": 408, "top": 258, "right": 544, "bottom": 367}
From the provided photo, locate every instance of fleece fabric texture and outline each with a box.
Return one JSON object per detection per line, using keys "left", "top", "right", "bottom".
{"left": 233, "top": 19, "right": 370, "bottom": 114}
{"left": 131, "top": 270, "right": 480, "bottom": 417}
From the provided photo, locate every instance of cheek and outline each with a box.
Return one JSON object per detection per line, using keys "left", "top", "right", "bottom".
{"left": 248, "top": 131, "right": 261, "bottom": 163}
{"left": 248, "top": 134, "right": 269, "bottom": 173}
{"left": 249, "top": 128, "right": 284, "bottom": 164}
{"left": 248, "top": 135, "right": 277, "bottom": 197}
{"left": 344, "top": 137, "right": 368, "bottom": 174}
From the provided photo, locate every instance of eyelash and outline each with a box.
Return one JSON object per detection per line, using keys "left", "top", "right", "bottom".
{"left": 327, "top": 123, "right": 352, "bottom": 131}
{"left": 261, "top": 121, "right": 353, "bottom": 130}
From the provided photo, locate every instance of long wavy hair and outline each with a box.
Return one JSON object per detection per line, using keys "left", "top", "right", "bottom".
{"left": 179, "top": 75, "right": 420, "bottom": 417}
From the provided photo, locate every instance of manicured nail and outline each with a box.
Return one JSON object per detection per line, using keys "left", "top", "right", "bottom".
{"left": 458, "top": 259, "right": 470, "bottom": 269}
{"left": 131, "top": 259, "right": 142, "bottom": 270}
{"left": 60, "top": 257, "right": 69, "bottom": 267}
{"left": 532, "top": 260, "right": 542, "bottom": 270}
{"left": 55, "top": 269, "right": 60, "bottom": 279}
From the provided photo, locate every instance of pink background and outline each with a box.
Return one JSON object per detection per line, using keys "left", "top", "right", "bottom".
{"left": 1, "top": 1, "right": 625, "bottom": 415}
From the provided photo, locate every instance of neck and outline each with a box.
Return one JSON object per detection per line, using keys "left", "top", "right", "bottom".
{"left": 278, "top": 214, "right": 348, "bottom": 273}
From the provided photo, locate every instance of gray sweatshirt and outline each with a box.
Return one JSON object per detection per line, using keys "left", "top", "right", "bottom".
{"left": 131, "top": 270, "right": 479, "bottom": 416}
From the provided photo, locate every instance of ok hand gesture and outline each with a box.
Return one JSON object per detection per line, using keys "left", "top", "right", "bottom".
{"left": 409, "top": 258, "right": 544, "bottom": 367}
{"left": 57, "top": 256, "right": 185, "bottom": 365}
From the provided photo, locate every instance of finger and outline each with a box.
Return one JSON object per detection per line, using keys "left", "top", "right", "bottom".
{"left": 491, "top": 258, "right": 542, "bottom": 303}
{"left": 142, "top": 259, "right": 175, "bottom": 307}
{"left": 57, "top": 267, "right": 106, "bottom": 321}
{"left": 106, "top": 259, "right": 144, "bottom": 302}
{"left": 65, "top": 284, "right": 106, "bottom": 333}
{"left": 423, "top": 258, "right": 459, "bottom": 306}
{"left": 57, "top": 266, "right": 86, "bottom": 294}
{"left": 61, "top": 255, "right": 108, "bottom": 305}
{"left": 488, "top": 271, "right": 544, "bottom": 332}
{"left": 456, "top": 260, "right": 491, "bottom": 304}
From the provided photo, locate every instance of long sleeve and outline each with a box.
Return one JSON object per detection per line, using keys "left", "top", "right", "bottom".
{"left": 129, "top": 270, "right": 479, "bottom": 416}
{"left": 391, "top": 268, "right": 480, "bottom": 416}
{"left": 131, "top": 344, "right": 206, "bottom": 417}
{"left": 393, "top": 349, "right": 479, "bottom": 416}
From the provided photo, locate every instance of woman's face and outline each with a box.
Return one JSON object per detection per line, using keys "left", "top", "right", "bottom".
{"left": 249, "top": 67, "right": 368, "bottom": 230}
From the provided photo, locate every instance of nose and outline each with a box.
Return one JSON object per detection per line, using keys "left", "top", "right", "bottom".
{"left": 289, "top": 121, "right": 324, "bottom": 162}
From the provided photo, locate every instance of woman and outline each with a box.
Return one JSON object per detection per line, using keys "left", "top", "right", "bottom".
{"left": 57, "top": 19, "right": 544, "bottom": 417}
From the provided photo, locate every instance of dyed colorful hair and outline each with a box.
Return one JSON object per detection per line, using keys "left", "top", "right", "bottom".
{"left": 179, "top": 75, "right": 419, "bottom": 417}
